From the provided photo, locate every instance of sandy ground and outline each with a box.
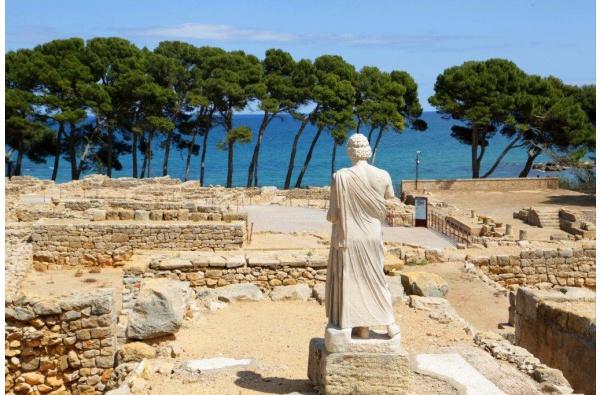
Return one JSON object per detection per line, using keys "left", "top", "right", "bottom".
{"left": 144, "top": 300, "right": 539, "bottom": 395}
{"left": 430, "top": 189, "right": 595, "bottom": 240}
{"left": 19, "top": 268, "right": 123, "bottom": 299}
{"left": 410, "top": 262, "right": 510, "bottom": 331}
{"left": 243, "top": 205, "right": 455, "bottom": 249}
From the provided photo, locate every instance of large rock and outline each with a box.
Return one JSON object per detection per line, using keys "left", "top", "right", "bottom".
{"left": 400, "top": 271, "right": 448, "bottom": 297}
{"left": 270, "top": 284, "right": 311, "bottom": 301}
{"left": 119, "top": 342, "right": 157, "bottom": 362}
{"left": 312, "top": 283, "right": 326, "bottom": 305}
{"left": 213, "top": 284, "right": 263, "bottom": 302}
{"left": 386, "top": 276, "right": 405, "bottom": 305}
{"left": 127, "top": 279, "right": 193, "bottom": 339}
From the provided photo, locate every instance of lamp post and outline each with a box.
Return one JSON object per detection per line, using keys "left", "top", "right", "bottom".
{"left": 415, "top": 150, "right": 421, "bottom": 190}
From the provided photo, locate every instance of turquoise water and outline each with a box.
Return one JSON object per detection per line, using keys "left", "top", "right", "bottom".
{"left": 17, "top": 111, "right": 559, "bottom": 187}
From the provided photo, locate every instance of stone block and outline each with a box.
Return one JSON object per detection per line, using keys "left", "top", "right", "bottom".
{"left": 134, "top": 210, "right": 150, "bottom": 221}
{"left": 270, "top": 284, "right": 311, "bottom": 301}
{"left": 87, "top": 209, "right": 107, "bottom": 221}
{"left": 308, "top": 337, "right": 410, "bottom": 395}
{"left": 324, "top": 325, "right": 401, "bottom": 353}
{"left": 118, "top": 209, "right": 134, "bottom": 220}
{"left": 400, "top": 271, "right": 448, "bottom": 297}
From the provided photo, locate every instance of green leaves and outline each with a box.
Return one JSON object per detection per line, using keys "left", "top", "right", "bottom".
{"left": 220, "top": 126, "right": 252, "bottom": 148}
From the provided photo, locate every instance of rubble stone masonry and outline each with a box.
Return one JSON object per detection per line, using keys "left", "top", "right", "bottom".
{"left": 470, "top": 244, "right": 596, "bottom": 289}
{"left": 5, "top": 288, "right": 118, "bottom": 395}
{"left": 31, "top": 220, "right": 246, "bottom": 269}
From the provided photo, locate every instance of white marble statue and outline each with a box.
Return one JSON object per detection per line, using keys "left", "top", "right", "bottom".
{"left": 325, "top": 133, "right": 400, "bottom": 339}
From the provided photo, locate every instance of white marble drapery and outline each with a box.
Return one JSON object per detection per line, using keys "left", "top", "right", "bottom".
{"left": 325, "top": 167, "right": 395, "bottom": 329}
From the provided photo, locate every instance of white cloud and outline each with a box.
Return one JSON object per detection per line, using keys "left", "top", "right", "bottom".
{"left": 137, "top": 23, "right": 298, "bottom": 42}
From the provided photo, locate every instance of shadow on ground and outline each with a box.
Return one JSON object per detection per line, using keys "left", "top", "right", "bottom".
{"left": 541, "top": 194, "right": 596, "bottom": 207}
{"left": 234, "top": 370, "right": 315, "bottom": 394}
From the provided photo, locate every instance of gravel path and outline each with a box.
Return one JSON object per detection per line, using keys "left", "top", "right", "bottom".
{"left": 243, "top": 205, "right": 455, "bottom": 249}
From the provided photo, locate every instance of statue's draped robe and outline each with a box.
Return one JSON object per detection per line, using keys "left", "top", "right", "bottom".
{"left": 325, "top": 167, "right": 395, "bottom": 329}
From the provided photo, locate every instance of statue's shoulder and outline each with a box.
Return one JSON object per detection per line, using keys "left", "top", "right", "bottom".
{"left": 367, "top": 164, "right": 392, "bottom": 181}
{"left": 333, "top": 168, "right": 351, "bottom": 179}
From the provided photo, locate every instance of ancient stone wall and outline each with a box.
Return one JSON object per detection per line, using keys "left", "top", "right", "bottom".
{"left": 513, "top": 287, "right": 595, "bottom": 395}
{"left": 31, "top": 220, "right": 246, "bottom": 269}
{"left": 400, "top": 177, "right": 559, "bottom": 195}
{"left": 470, "top": 245, "right": 596, "bottom": 288}
{"left": 5, "top": 224, "right": 33, "bottom": 302}
{"left": 5, "top": 288, "right": 118, "bottom": 394}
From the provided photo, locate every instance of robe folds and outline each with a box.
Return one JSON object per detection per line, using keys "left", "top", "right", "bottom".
{"left": 325, "top": 167, "right": 395, "bottom": 329}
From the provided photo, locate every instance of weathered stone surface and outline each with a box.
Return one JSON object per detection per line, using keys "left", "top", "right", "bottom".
{"left": 324, "top": 325, "right": 401, "bottom": 353}
{"left": 308, "top": 337, "right": 410, "bottom": 395}
{"left": 386, "top": 276, "right": 405, "bottom": 305}
{"left": 270, "top": 284, "right": 311, "bottom": 301}
{"left": 87, "top": 209, "right": 107, "bottom": 221}
{"left": 119, "top": 342, "right": 157, "bottom": 362}
{"left": 127, "top": 279, "right": 193, "bottom": 339}
{"left": 213, "top": 283, "right": 263, "bottom": 302}
{"left": 400, "top": 271, "right": 449, "bottom": 297}
{"left": 133, "top": 210, "right": 150, "bottom": 221}
{"left": 312, "top": 283, "right": 326, "bottom": 305}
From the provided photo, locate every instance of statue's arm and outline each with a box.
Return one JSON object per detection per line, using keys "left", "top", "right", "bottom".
{"left": 327, "top": 173, "right": 339, "bottom": 223}
{"left": 384, "top": 172, "right": 395, "bottom": 200}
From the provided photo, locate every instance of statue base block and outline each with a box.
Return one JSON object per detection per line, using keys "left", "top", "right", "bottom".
{"left": 308, "top": 338, "right": 411, "bottom": 395}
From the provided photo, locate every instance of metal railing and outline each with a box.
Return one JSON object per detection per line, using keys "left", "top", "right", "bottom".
{"left": 427, "top": 206, "right": 474, "bottom": 246}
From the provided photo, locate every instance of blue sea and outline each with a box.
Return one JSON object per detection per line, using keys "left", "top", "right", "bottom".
{"left": 16, "top": 111, "right": 562, "bottom": 187}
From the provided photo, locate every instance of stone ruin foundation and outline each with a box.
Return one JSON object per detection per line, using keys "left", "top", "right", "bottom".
{"left": 512, "top": 287, "right": 596, "bottom": 395}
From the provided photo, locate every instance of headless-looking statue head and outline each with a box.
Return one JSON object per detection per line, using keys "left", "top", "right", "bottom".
{"left": 346, "top": 133, "right": 372, "bottom": 164}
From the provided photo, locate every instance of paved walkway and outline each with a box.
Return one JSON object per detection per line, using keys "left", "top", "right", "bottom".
{"left": 243, "top": 205, "right": 455, "bottom": 249}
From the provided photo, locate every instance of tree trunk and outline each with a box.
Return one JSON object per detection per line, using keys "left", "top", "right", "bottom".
{"left": 481, "top": 134, "right": 522, "bottom": 178}
{"left": 247, "top": 112, "right": 271, "bottom": 187}
{"left": 132, "top": 132, "right": 138, "bottom": 178}
{"left": 283, "top": 117, "right": 310, "bottom": 189}
{"left": 370, "top": 127, "right": 385, "bottom": 164}
{"left": 77, "top": 140, "right": 92, "bottom": 179}
{"left": 107, "top": 126, "right": 113, "bottom": 177}
{"left": 147, "top": 131, "right": 154, "bottom": 178}
{"left": 15, "top": 142, "right": 23, "bottom": 176}
{"left": 331, "top": 142, "right": 337, "bottom": 176}
{"left": 69, "top": 122, "right": 78, "bottom": 180}
{"left": 51, "top": 121, "right": 64, "bottom": 181}
{"left": 471, "top": 125, "right": 480, "bottom": 178}
{"left": 519, "top": 147, "right": 542, "bottom": 178}
{"left": 162, "top": 129, "right": 172, "bottom": 176}
{"left": 367, "top": 125, "right": 376, "bottom": 143}
{"left": 184, "top": 130, "right": 197, "bottom": 182}
{"left": 294, "top": 126, "right": 324, "bottom": 188}
{"left": 199, "top": 128, "right": 210, "bottom": 186}
{"left": 226, "top": 141, "right": 234, "bottom": 188}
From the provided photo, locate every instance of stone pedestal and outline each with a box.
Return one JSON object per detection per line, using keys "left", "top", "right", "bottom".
{"left": 308, "top": 326, "right": 410, "bottom": 394}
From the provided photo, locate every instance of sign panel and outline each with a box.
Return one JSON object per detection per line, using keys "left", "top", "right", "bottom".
{"left": 415, "top": 196, "right": 428, "bottom": 227}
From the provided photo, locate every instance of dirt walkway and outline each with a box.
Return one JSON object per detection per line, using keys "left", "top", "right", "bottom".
{"left": 410, "top": 261, "right": 509, "bottom": 331}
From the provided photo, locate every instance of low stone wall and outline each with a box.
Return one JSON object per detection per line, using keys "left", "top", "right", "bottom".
{"left": 5, "top": 224, "right": 33, "bottom": 302}
{"left": 31, "top": 220, "right": 246, "bottom": 269}
{"left": 118, "top": 253, "right": 329, "bottom": 341}
{"left": 5, "top": 288, "right": 118, "bottom": 394}
{"left": 469, "top": 244, "right": 596, "bottom": 288}
{"left": 400, "top": 177, "right": 559, "bottom": 195}
{"left": 513, "top": 287, "right": 595, "bottom": 395}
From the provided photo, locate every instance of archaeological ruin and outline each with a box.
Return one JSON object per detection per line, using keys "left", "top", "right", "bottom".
{"left": 4, "top": 174, "right": 596, "bottom": 394}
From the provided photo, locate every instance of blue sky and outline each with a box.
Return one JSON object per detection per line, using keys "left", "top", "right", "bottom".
{"left": 6, "top": 0, "right": 595, "bottom": 111}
